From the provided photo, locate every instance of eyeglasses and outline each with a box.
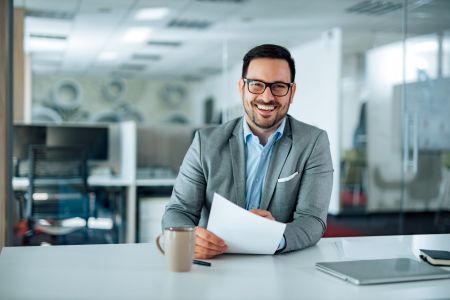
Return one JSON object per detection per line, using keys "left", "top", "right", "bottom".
{"left": 243, "top": 78, "right": 293, "bottom": 97}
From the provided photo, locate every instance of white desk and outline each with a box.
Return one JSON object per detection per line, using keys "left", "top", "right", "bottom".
{"left": 136, "top": 177, "right": 176, "bottom": 187}
{"left": 1, "top": 234, "right": 449, "bottom": 300}
{"left": 12, "top": 175, "right": 133, "bottom": 189}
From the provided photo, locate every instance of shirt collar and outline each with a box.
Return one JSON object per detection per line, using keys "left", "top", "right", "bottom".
{"left": 243, "top": 117, "right": 286, "bottom": 145}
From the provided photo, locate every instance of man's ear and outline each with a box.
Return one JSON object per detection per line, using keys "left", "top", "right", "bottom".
{"left": 290, "top": 83, "right": 297, "bottom": 104}
{"left": 238, "top": 78, "right": 245, "bottom": 98}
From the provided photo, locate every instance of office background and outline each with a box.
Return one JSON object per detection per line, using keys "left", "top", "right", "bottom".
{"left": 1, "top": 0, "right": 450, "bottom": 247}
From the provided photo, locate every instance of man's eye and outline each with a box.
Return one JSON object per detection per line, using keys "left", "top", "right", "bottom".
{"left": 272, "top": 83, "right": 287, "bottom": 90}
{"left": 251, "top": 82, "right": 265, "bottom": 88}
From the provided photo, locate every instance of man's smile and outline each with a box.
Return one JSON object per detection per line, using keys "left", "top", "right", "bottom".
{"left": 256, "top": 103, "right": 276, "bottom": 111}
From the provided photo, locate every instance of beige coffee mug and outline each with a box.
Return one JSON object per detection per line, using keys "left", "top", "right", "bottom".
{"left": 156, "top": 227, "right": 196, "bottom": 272}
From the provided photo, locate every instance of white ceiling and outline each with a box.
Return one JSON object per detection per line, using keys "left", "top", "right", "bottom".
{"left": 14, "top": 0, "right": 450, "bottom": 80}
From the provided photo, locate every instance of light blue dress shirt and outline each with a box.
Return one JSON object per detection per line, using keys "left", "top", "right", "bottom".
{"left": 243, "top": 118, "right": 286, "bottom": 250}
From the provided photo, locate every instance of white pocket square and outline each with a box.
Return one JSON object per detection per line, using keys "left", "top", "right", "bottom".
{"left": 277, "top": 172, "right": 299, "bottom": 183}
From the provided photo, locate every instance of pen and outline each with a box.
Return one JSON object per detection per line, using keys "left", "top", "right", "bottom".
{"left": 193, "top": 259, "right": 211, "bottom": 267}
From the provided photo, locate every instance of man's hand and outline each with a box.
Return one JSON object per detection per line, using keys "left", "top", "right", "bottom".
{"left": 195, "top": 227, "right": 228, "bottom": 259}
{"left": 250, "top": 209, "right": 275, "bottom": 221}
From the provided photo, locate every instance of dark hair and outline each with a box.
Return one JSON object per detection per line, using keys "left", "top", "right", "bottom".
{"left": 242, "top": 44, "right": 295, "bottom": 82}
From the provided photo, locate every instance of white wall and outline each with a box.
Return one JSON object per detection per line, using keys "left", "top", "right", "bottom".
{"left": 190, "top": 62, "right": 243, "bottom": 126}
{"left": 289, "top": 28, "right": 342, "bottom": 214}
{"left": 366, "top": 43, "right": 404, "bottom": 211}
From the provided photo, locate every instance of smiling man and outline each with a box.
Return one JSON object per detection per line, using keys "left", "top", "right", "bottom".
{"left": 162, "top": 44, "right": 333, "bottom": 259}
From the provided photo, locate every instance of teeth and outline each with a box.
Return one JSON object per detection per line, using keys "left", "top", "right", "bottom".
{"left": 257, "top": 104, "right": 275, "bottom": 111}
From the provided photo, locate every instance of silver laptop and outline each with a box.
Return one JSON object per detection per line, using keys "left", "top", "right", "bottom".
{"left": 316, "top": 258, "right": 450, "bottom": 285}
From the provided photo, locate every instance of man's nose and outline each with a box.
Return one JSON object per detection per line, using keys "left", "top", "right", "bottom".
{"left": 260, "top": 85, "right": 275, "bottom": 101}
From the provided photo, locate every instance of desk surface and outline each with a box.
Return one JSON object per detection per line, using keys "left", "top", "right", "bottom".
{"left": 13, "top": 176, "right": 175, "bottom": 189}
{"left": 1, "top": 234, "right": 449, "bottom": 300}
{"left": 13, "top": 175, "right": 133, "bottom": 189}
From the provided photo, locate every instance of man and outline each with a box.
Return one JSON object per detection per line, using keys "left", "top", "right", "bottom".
{"left": 162, "top": 44, "right": 333, "bottom": 259}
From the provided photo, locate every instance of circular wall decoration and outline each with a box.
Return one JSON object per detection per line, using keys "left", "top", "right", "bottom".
{"left": 32, "top": 106, "right": 63, "bottom": 123}
{"left": 52, "top": 79, "right": 82, "bottom": 110}
{"left": 102, "top": 78, "right": 127, "bottom": 103}
{"left": 118, "top": 103, "right": 144, "bottom": 123}
{"left": 90, "top": 111, "right": 122, "bottom": 123}
{"left": 159, "top": 84, "right": 186, "bottom": 108}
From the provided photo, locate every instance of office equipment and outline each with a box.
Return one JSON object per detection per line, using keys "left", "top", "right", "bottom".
{"left": 13, "top": 124, "right": 47, "bottom": 161}
{"left": 46, "top": 126, "right": 108, "bottom": 161}
{"left": 315, "top": 258, "right": 450, "bottom": 285}
{"left": 420, "top": 249, "right": 450, "bottom": 266}
{"left": 0, "top": 234, "right": 449, "bottom": 299}
{"left": 13, "top": 124, "right": 109, "bottom": 175}
{"left": 23, "top": 145, "right": 91, "bottom": 244}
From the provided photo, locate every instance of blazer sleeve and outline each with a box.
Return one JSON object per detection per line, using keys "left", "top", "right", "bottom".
{"left": 280, "top": 130, "right": 333, "bottom": 253}
{"left": 161, "top": 131, "right": 206, "bottom": 229}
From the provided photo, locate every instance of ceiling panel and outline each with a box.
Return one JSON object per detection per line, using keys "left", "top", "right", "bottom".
{"left": 22, "top": 0, "right": 79, "bottom": 13}
{"left": 15, "top": 0, "right": 450, "bottom": 79}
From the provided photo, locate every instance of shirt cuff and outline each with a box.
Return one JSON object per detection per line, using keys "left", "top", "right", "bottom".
{"left": 276, "top": 235, "right": 286, "bottom": 253}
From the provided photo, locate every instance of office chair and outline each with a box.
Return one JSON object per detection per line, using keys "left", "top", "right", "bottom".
{"left": 23, "top": 145, "right": 91, "bottom": 245}
{"left": 434, "top": 151, "right": 450, "bottom": 230}
{"left": 374, "top": 152, "right": 443, "bottom": 209}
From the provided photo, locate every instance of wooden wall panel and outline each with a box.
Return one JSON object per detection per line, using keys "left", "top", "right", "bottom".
{"left": 0, "top": 0, "right": 13, "bottom": 249}
{"left": 13, "top": 8, "right": 24, "bottom": 122}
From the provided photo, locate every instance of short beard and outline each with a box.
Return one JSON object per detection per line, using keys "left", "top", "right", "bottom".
{"left": 243, "top": 104, "right": 279, "bottom": 130}
{"left": 252, "top": 114, "right": 278, "bottom": 129}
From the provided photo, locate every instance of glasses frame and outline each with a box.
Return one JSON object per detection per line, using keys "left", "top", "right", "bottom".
{"left": 243, "top": 78, "right": 294, "bottom": 97}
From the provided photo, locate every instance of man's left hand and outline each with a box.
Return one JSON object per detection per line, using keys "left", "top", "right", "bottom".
{"left": 250, "top": 209, "right": 275, "bottom": 221}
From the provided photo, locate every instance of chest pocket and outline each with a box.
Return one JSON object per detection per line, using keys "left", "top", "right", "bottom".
{"left": 271, "top": 172, "right": 301, "bottom": 221}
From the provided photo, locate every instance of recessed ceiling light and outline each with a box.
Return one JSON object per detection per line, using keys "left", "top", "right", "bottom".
{"left": 135, "top": 7, "right": 169, "bottom": 20}
{"left": 26, "top": 38, "right": 66, "bottom": 52}
{"left": 123, "top": 27, "right": 153, "bottom": 43}
{"left": 99, "top": 52, "right": 118, "bottom": 61}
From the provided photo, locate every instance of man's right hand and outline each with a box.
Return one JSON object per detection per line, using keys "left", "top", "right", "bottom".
{"left": 194, "top": 226, "right": 228, "bottom": 259}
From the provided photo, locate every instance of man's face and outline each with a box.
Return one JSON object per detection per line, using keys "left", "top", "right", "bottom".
{"left": 239, "top": 58, "right": 296, "bottom": 132}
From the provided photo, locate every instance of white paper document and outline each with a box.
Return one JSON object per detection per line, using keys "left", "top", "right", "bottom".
{"left": 207, "top": 193, "right": 286, "bottom": 254}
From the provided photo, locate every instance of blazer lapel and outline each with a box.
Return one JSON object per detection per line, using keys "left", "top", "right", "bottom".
{"left": 260, "top": 120, "right": 293, "bottom": 210}
{"left": 229, "top": 118, "right": 246, "bottom": 208}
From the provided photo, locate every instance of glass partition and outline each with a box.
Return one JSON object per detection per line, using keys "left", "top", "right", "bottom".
{"left": 11, "top": 0, "right": 450, "bottom": 244}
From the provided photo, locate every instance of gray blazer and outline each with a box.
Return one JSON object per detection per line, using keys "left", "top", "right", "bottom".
{"left": 162, "top": 115, "right": 333, "bottom": 253}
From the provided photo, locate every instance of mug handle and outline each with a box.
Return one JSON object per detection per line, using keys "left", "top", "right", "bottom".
{"left": 156, "top": 234, "right": 165, "bottom": 255}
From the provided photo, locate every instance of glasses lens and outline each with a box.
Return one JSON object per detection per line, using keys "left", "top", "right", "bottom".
{"left": 246, "top": 79, "right": 290, "bottom": 96}
{"left": 270, "top": 83, "right": 289, "bottom": 96}
{"left": 247, "top": 80, "right": 266, "bottom": 94}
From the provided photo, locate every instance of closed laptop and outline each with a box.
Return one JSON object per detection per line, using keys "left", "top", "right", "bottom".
{"left": 316, "top": 258, "right": 450, "bottom": 285}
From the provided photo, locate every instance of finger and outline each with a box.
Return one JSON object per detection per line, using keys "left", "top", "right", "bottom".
{"left": 250, "top": 208, "right": 268, "bottom": 216}
{"left": 250, "top": 209, "right": 275, "bottom": 220}
{"left": 195, "top": 241, "right": 224, "bottom": 258}
{"left": 195, "top": 244, "right": 224, "bottom": 259}
{"left": 196, "top": 235, "right": 227, "bottom": 252}
{"left": 196, "top": 227, "right": 227, "bottom": 247}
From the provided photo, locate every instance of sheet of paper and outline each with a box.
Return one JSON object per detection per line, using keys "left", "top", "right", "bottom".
{"left": 206, "top": 193, "right": 286, "bottom": 254}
